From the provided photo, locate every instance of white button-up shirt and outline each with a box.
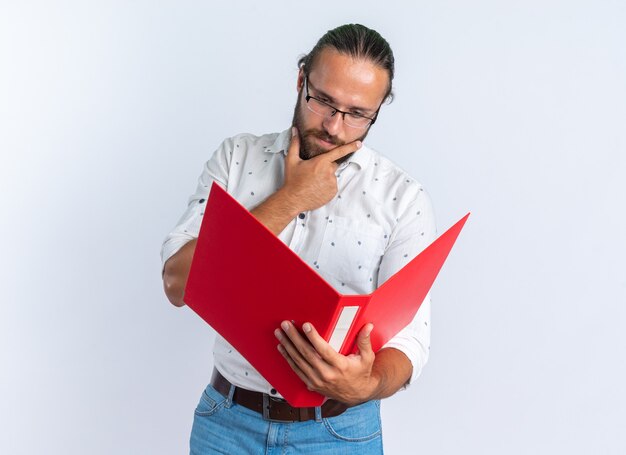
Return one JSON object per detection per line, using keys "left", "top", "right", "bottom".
{"left": 161, "top": 129, "right": 436, "bottom": 396}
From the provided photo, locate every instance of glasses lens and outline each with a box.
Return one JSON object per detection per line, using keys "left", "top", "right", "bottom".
{"left": 306, "top": 98, "right": 371, "bottom": 129}
{"left": 344, "top": 114, "right": 371, "bottom": 128}
{"left": 307, "top": 98, "right": 333, "bottom": 117}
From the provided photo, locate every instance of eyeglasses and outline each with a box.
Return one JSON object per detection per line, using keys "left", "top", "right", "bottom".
{"left": 304, "top": 77, "right": 379, "bottom": 129}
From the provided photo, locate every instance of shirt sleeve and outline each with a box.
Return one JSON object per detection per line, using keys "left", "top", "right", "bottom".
{"left": 160, "top": 137, "right": 234, "bottom": 269}
{"left": 377, "top": 186, "right": 437, "bottom": 386}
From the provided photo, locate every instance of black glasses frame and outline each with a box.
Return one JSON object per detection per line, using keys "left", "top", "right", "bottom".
{"left": 304, "top": 77, "right": 379, "bottom": 128}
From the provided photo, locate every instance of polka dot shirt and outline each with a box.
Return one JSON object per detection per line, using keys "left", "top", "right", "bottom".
{"left": 161, "top": 129, "right": 436, "bottom": 396}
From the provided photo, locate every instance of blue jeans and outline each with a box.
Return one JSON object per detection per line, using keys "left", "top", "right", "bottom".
{"left": 190, "top": 383, "right": 384, "bottom": 454}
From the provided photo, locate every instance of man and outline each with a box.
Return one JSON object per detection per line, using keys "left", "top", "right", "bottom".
{"left": 162, "top": 24, "right": 435, "bottom": 454}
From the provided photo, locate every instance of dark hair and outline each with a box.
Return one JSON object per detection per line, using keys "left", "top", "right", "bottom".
{"left": 298, "top": 24, "right": 395, "bottom": 103}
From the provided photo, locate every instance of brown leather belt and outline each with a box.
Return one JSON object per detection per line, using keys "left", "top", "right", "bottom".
{"left": 210, "top": 369, "right": 348, "bottom": 422}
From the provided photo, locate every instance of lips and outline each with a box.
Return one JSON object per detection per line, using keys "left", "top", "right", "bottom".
{"left": 315, "top": 136, "right": 336, "bottom": 148}
{"left": 300, "top": 130, "right": 344, "bottom": 159}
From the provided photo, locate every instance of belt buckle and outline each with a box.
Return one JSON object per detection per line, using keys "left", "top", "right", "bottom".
{"left": 262, "top": 394, "right": 295, "bottom": 422}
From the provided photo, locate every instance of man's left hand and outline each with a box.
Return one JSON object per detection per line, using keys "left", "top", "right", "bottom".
{"left": 274, "top": 321, "right": 380, "bottom": 406}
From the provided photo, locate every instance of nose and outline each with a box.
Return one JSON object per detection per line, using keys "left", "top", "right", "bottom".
{"left": 322, "top": 111, "right": 344, "bottom": 136}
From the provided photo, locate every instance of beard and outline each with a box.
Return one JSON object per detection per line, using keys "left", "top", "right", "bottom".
{"left": 291, "top": 93, "right": 370, "bottom": 164}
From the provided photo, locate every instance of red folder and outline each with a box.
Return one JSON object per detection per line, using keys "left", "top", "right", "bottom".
{"left": 184, "top": 182, "right": 469, "bottom": 407}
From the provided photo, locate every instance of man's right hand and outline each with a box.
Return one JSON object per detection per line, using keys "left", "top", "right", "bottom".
{"left": 250, "top": 127, "right": 361, "bottom": 235}
{"left": 279, "top": 127, "right": 362, "bottom": 213}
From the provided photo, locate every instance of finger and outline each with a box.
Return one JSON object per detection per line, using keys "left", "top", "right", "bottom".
{"left": 302, "top": 322, "right": 341, "bottom": 365}
{"left": 275, "top": 325, "right": 318, "bottom": 372}
{"left": 277, "top": 321, "right": 329, "bottom": 372}
{"left": 355, "top": 323, "right": 375, "bottom": 361}
{"left": 318, "top": 140, "right": 362, "bottom": 164}
{"left": 286, "top": 127, "right": 302, "bottom": 165}
{"left": 277, "top": 344, "right": 316, "bottom": 391}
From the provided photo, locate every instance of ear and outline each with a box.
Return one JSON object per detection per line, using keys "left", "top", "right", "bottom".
{"left": 297, "top": 68, "right": 305, "bottom": 93}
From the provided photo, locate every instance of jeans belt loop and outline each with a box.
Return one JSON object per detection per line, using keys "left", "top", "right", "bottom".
{"left": 262, "top": 394, "right": 270, "bottom": 420}
{"left": 226, "top": 383, "right": 236, "bottom": 409}
{"left": 314, "top": 406, "right": 322, "bottom": 422}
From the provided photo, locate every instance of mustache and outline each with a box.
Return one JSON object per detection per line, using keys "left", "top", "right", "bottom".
{"left": 302, "top": 129, "right": 344, "bottom": 147}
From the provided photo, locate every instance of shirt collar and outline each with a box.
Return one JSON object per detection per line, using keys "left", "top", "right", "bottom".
{"left": 267, "top": 128, "right": 372, "bottom": 171}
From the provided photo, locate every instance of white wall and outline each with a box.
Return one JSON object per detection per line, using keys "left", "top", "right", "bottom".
{"left": 1, "top": 1, "right": 625, "bottom": 453}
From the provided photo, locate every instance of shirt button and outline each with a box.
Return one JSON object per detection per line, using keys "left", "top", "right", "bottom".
{"left": 270, "top": 388, "right": 277, "bottom": 395}
{"left": 298, "top": 213, "right": 305, "bottom": 219}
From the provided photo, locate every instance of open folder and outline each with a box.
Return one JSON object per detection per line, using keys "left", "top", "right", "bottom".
{"left": 184, "top": 182, "right": 469, "bottom": 407}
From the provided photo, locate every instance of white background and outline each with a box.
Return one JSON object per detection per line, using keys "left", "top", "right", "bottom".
{"left": 1, "top": 1, "right": 625, "bottom": 454}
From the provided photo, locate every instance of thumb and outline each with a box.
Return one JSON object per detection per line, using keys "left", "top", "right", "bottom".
{"left": 356, "top": 323, "right": 375, "bottom": 358}
{"left": 286, "top": 127, "right": 302, "bottom": 164}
